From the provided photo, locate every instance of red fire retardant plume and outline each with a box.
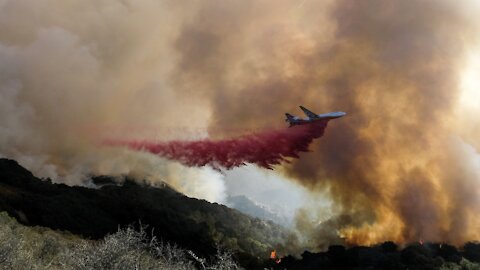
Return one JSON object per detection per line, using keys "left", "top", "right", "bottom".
{"left": 109, "top": 121, "right": 329, "bottom": 170}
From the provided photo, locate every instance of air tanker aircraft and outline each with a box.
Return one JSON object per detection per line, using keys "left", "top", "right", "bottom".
{"left": 285, "top": 106, "right": 346, "bottom": 127}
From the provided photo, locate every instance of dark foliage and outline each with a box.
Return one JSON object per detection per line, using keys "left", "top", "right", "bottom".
{"left": 463, "top": 242, "right": 480, "bottom": 263}
{"left": 270, "top": 242, "right": 480, "bottom": 270}
{"left": 2, "top": 158, "right": 480, "bottom": 270}
{"left": 0, "top": 159, "right": 287, "bottom": 269}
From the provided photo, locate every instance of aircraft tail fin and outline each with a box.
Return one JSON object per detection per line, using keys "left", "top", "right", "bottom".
{"left": 285, "top": 113, "right": 299, "bottom": 127}
{"left": 285, "top": 113, "right": 296, "bottom": 122}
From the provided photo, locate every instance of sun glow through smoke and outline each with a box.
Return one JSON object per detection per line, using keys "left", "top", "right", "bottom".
{"left": 459, "top": 51, "right": 480, "bottom": 112}
{"left": 455, "top": 48, "right": 480, "bottom": 150}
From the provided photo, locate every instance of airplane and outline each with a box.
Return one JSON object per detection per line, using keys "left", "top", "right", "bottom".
{"left": 285, "top": 106, "right": 346, "bottom": 127}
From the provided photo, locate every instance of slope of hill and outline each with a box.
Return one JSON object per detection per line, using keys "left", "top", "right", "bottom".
{"left": 226, "top": 195, "right": 289, "bottom": 226}
{"left": 0, "top": 211, "right": 239, "bottom": 269}
{"left": 3, "top": 158, "right": 480, "bottom": 269}
{"left": 0, "top": 158, "right": 288, "bottom": 268}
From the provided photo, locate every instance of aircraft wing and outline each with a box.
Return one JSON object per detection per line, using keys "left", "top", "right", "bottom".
{"left": 299, "top": 106, "right": 319, "bottom": 119}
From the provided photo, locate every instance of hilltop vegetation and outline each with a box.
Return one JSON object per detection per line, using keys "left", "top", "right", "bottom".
{"left": 0, "top": 158, "right": 288, "bottom": 268}
{"left": 4, "top": 158, "right": 480, "bottom": 269}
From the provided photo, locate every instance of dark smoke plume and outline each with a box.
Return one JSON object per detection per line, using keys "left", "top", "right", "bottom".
{"left": 168, "top": 0, "right": 480, "bottom": 246}
{"left": 111, "top": 122, "right": 328, "bottom": 170}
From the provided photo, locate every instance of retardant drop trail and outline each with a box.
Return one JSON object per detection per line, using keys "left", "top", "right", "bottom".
{"left": 107, "top": 121, "right": 329, "bottom": 170}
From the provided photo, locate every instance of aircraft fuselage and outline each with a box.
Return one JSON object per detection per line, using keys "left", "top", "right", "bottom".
{"left": 285, "top": 107, "right": 346, "bottom": 127}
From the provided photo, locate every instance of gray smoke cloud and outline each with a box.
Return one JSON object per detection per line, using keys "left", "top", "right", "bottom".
{"left": 0, "top": 1, "right": 225, "bottom": 202}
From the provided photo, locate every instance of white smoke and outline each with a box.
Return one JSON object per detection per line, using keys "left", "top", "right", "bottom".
{"left": 0, "top": 1, "right": 225, "bottom": 203}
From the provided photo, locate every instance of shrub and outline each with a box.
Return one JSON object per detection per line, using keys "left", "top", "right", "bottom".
{"left": 0, "top": 212, "right": 241, "bottom": 270}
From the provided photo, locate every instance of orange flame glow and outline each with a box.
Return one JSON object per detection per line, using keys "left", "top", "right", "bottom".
{"left": 270, "top": 250, "right": 276, "bottom": 259}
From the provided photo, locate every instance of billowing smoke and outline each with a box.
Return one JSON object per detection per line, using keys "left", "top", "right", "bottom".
{"left": 167, "top": 0, "right": 480, "bottom": 247}
{"left": 1, "top": 0, "right": 480, "bottom": 248}
{"left": 0, "top": 1, "right": 225, "bottom": 203}
{"left": 111, "top": 122, "right": 327, "bottom": 170}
